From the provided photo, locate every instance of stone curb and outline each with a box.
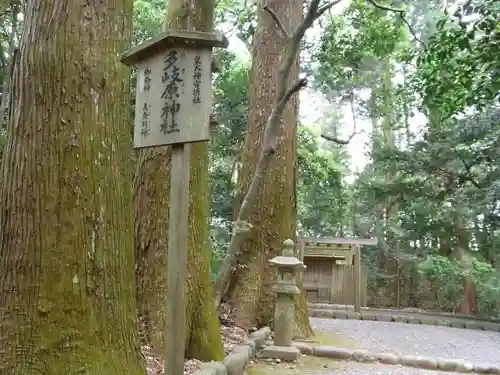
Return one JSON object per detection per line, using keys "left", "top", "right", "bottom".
{"left": 292, "top": 343, "right": 500, "bottom": 374}
{"left": 308, "top": 308, "right": 500, "bottom": 332}
{"left": 192, "top": 326, "right": 272, "bottom": 375}
{"left": 307, "top": 303, "right": 500, "bottom": 324}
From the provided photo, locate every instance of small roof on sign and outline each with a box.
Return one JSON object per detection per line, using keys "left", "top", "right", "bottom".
{"left": 121, "top": 29, "right": 229, "bottom": 66}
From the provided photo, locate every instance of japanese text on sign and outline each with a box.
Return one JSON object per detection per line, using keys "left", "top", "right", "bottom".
{"left": 192, "top": 56, "right": 202, "bottom": 104}
{"left": 161, "top": 50, "right": 185, "bottom": 135}
{"left": 132, "top": 48, "right": 213, "bottom": 148}
{"left": 144, "top": 68, "right": 152, "bottom": 92}
{"left": 141, "top": 102, "right": 151, "bottom": 137}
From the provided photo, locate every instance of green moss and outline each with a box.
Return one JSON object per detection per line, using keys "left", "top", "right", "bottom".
{"left": 294, "top": 330, "right": 359, "bottom": 349}
{"left": 247, "top": 356, "right": 339, "bottom": 375}
{"left": 185, "top": 143, "right": 224, "bottom": 361}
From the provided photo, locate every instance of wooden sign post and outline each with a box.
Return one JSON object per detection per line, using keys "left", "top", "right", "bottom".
{"left": 353, "top": 245, "right": 361, "bottom": 313}
{"left": 121, "top": 30, "right": 227, "bottom": 375}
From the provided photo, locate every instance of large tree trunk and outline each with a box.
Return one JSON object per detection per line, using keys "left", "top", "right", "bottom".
{"left": 225, "top": 0, "right": 313, "bottom": 338}
{"left": 134, "top": 0, "right": 224, "bottom": 361}
{"left": 0, "top": 1, "right": 146, "bottom": 374}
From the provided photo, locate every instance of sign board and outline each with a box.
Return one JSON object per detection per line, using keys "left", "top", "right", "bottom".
{"left": 133, "top": 48, "right": 213, "bottom": 148}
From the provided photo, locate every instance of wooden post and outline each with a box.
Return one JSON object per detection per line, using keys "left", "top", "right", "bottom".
{"left": 120, "top": 28, "right": 228, "bottom": 375}
{"left": 396, "top": 258, "right": 401, "bottom": 309}
{"left": 298, "top": 240, "right": 305, "bottom": 261}
{"left": 354, "top": 245, "right": 361, "bottom": 313}
{"left": 330, "top": 257, "right": 336, "bottom": 303}
{"left": 165, "top": 143, "right": 191, "bottom": 375}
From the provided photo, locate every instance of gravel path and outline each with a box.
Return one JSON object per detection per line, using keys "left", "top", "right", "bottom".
{"left": 311, "top": 317, "right": 500, "bottom": 365}
{"left": 312, "top": 362, "right": 470, "bottom": 375}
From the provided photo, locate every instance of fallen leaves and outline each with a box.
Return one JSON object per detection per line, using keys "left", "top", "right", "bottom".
{"left": 141, "top": 312, "right": 249, "bottom": 375}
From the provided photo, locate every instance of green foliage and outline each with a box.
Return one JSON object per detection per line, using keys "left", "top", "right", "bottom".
{"left": 297, "top": 126, "right": 349, "bottom": 236}
{"left": 415, "top": 0, "right": 499, "bottom": 120}
{"left": 310, "top": 0, "right": 500, "bottom": 313}
{"left": 210, "top": 50, "right": 249, "bottom": 229}
{"left": 418, "top": 255, "right": 464, "bottom": 309}
{"left": 418, "top": 255, "right": 500, "bottom": 316}
{"left": 472, "top": 260, "right": 500, "bottom": 316}
{"left": 215, "top": 0, "right": 257, "bottom": 46}
{"left": 133, "top": 0, "right": 163, "bottom": 45}
{"left": 208, "top": 51, "right": 250, "bottom": 276}
{"left": 368, "top": 105, "right": 500, "bottom": 263}
{"left": 314, "top": 0, "right": 407, "bottom": 96}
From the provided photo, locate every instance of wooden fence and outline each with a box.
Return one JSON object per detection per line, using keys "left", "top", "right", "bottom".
{"left": 303, "top": 257, "right": 368, "bottom": 305}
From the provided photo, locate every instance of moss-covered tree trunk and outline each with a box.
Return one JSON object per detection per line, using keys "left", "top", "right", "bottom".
{"left": 134, "top": 0, "right": 224, "bottom": 361}
{"left": 225, "top": 0, "right": 313, "bottom": 338}
{"left": 0, "top": 1, "right": 145, "bottom": 374}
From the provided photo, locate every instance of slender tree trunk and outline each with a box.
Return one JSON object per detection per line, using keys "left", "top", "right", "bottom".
{"left": 371, "top": 62, "right": 399, "bottom": 307}
{"left": 225, "top": 0, "right": 313, "bottom": 338}
{"left": 453, "top": 212, "right": 477, "bottom": 314}
{"left": 380, "top": 63, "right": 400, "bottom": 308}
{"left": 0, "top": 1, "right": 19, "bottom": 129}
{"left": 0, "top": 1, "right": 146, "bottom": 374}
{"left": 134, "top": 0, "right": 224, "bottom": 360}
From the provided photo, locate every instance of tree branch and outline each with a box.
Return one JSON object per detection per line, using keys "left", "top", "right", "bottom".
{"left": 279, "top": 77, "right": 308, "bottom": 108}
{"left": 214, "top": 0, "right": 335, "bottom": 307}
{"left": 316, "top": 0, "right": 345, "bottom": 19}
{"left": 263, "top": 5, "right": 290, "bottom": 39}
{"left": 366, "top": 0, "right": 427, "bottom": 48}
{"left": 416, "top": 155, "right": 483, "bottom": 190}
{"left": 321, "top": 91, "right": 359, "bottom": 145}
{"left": 321, "top": 132, "right": 356, "bottom": 145}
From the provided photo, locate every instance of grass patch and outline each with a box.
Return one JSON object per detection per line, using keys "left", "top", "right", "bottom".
{"left": 247, "top": 355, "right": 338, "bottom": 375}
{"left": 294, "top": 329, "right": 358, "bottom": 349}
{"left": 246, "top": 330, "right": 359, "bottom": 375}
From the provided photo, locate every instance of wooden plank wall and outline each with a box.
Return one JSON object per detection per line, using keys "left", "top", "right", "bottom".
{"left": 303, "top": 257, "right": 367, "bottom": 305}
{"left": 303, "top": 257, "right": 332, "bottom": 302}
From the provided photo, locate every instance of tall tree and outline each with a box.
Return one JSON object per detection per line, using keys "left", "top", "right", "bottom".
{"left": 0, "top": 0, "right": 146, "bottom": 374}
{"left": 315, "top": 0, "right": 409, "bottom": 306}
{"left": 222, "top": 0, "right": 313, "bottom": 337}
{"left": 134, "top": 0, "right": 224, "bottom": 360}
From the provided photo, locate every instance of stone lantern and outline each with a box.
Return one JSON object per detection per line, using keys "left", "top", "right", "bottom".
{"left": 262, "top": 239, "right": 305, "bottom": 361}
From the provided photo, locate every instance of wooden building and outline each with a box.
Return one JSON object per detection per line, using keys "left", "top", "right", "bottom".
{"left": 297, "top": 237, "right": 377, "bottom": 312}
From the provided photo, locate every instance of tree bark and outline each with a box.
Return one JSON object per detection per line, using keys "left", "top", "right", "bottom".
{"left": 225, "top": 0, "right": 313, "bottom": 338}
{"left": 0, "top": 1, "right": 146, "bottom": 374}
{"left": 134, "top": 0, "right": 224, "bottom": 360}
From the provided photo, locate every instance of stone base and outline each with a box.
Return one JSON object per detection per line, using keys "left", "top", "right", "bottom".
{"left": 262, "top": 345, "right": 300, "bottom": 362}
